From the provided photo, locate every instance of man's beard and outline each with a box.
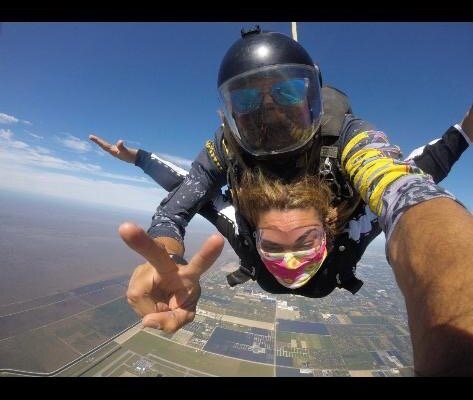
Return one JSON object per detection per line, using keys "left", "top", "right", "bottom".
{"left": 247, "top": 108, "right": 297, "bottom": 151}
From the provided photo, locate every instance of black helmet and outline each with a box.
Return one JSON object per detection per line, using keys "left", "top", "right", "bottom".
{"left": 218, "top": 26, "right": 323, "bottom": 158}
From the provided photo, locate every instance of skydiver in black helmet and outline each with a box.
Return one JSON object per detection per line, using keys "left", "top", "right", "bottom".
{"left": 91, "top": 26, "right": 472, "bottom": 297}
{"left": 90, "top": 26, "right": 473, "bottom": 375}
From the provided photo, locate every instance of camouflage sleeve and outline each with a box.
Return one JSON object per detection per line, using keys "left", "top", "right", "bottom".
{"left": 147, "top": 130, "right": 227, "bottom": 242}
{"left": 135, "top": 149, "right": 189, "bottom": 192}
{"left": 339, "top": 116, "right": 459, "bottom": 243}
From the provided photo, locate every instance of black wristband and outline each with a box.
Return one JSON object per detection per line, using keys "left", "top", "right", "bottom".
{"left": 169, "top": 253, "right": 188, "bottom": 265}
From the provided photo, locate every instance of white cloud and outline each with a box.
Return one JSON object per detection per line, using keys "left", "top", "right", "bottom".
{"left": 0, "top": 127, "right": 206, "bottom": 218}
{"left": 0, "top": 131, "right": 189, "bottom": 179}
{"left": 0, "top": 128, "right": 29, "bottom": 149}
{"left": 92, "top": 171, "right": 151, "bottom": 184}
{"left": 0, "top": 113, "right": 33, "bottom": 126}
{"left": 0, "top": 113, "right": 19, "bottom": 124}
{"left": 10, "top": 140, "right": 30, "bottom": 149}
{"left": 0, "top": 129, "right": 157, "bottom": 185}
{"left": 26, "top": 130, "right": 44, "bottom": 139}
{"left": 0, "top": 143, "right": 153, "bottom": 183}
{"left": 0, "top": 162, "right": 216, "bottom": 234}
{"left": 33, "top": 146, "right": 52, "bottom": 155}
{"left": 0, "top": 163, "right": 166, "bottom": 213}
{"left": 156, "top": 152, "right": 193, "bottom": 170}
{"left": 57, "top": 134, "right": 91, "bottom": 153}
{"left": 0, "top": 143, "right": 99, "bottom": 174}
{"left": 0, "top": 128, "right": 14, "bottom": 139}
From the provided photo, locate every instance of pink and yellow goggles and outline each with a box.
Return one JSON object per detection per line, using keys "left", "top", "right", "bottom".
{"left": 256, "top": 225, "right": 325, "bottom": 260}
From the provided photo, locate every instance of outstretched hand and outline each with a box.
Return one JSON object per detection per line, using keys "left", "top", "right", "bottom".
{"left": 89, "top": 134, "right": 138, "bottom": 163}
{"left": 119, "top": 222, "right": 225, "bottom": 333}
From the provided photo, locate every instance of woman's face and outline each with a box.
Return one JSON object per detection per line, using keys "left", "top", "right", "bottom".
{"left": 256, "top": 207, "right": 328, "bottom": 288}
{"left": 257, "top": 207, "right": 323, "bottom": 251}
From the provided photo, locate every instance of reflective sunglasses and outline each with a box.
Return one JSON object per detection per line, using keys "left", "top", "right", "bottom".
{"left": 256, "top": 225, "right": 325, "bottom": 256}
{"left": 230, "top": 78, "right": 309, "bottom": 114}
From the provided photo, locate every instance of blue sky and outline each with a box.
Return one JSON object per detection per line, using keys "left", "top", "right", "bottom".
{"left": 0, "top": 22, "right": 472, "bottom": 218}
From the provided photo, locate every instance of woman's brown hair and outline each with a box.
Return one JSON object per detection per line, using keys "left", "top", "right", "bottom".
{"left": 236, "top": 168, "right": 337, "bottom": 246}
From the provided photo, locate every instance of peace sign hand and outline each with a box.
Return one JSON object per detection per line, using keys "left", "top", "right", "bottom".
{"left": 118, "top": 222, "right": 224, "bottom": 333}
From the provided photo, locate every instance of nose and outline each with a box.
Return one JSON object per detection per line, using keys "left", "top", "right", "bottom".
{"left": 261, "top": 90, "right": 276, "bottom": 106}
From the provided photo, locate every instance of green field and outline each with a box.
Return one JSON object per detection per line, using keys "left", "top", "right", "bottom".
{"left": 79, "top": 346, "right": 131, "bottom": 377}
{"left": 75, "top": 298, "right": 139, "bottom": 337}
{"left": 56, "top": 341, "right": 121, "bottom": 376}
{"left": 341, "top": 351, "right": 376, "bottom": 369}
{"left": 123, "top": 330, "right": 274, "bottom": 377}
{"left": 0, "top": 328, "right": 80, "bottom": 373}
{"left": 44, "top": 317, "right": 108, "bottom": 354}
{"left": 349, "top": 316, "right": 390, "bottom": 324}
{"left": 276, "top": 331, "right": 335, "bottom": 350}
{"left": 200, "top": 297, "right": 275, "bottom": 323}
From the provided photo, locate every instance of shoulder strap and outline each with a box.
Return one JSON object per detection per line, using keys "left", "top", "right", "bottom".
{"left": 320, "top": 85, "right": 352, "bottom": 137}
{"left": 317, "top": 85, "right": 358, "bottom": 207}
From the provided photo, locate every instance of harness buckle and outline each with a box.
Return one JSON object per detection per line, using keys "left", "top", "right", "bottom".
{"left": 319, "top": 157, "right": 342, "bottom": 198}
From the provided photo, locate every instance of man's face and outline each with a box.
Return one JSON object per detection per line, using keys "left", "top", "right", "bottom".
{"left": 218, "top": 64, "right": 322, "bottom": 157}
{"left": 231, "top": 77, "right": 313, "bottom": 153}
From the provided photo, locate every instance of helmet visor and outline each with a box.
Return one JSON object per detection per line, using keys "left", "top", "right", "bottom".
{"left": 219, "top": 64, "right": 322, "bottom": 157}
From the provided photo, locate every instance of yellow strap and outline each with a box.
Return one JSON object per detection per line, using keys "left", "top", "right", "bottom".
{"left": 205, "top": 140, "right": 224, "bottom": 172}
{"left": 342, "top": 131, "right": 419, "bottom": 215}
{"left": 356, "top": 158, "right": 397, "bottom": 196}
{"left": 341, "top": 131, "right": 370, "bottom": 165}
{"left": 345, "top": 148, "right": 385, "bottom": 199}
{"left": 370, "top": 165, "right": 410, "bottom": 215}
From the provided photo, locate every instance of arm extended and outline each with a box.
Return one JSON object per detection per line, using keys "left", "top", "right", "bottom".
{"left": 388, "top": 198, "right": 473, "bottom": 376}
{"left": 340, "top": 116, "right": 473, "bottom": 376}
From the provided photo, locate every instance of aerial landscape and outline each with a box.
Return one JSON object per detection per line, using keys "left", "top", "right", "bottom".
{"left": 0, "top": 193, "right": 413, "bottom": 377}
